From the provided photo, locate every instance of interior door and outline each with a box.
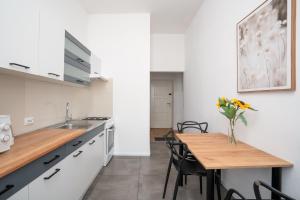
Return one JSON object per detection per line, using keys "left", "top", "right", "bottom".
{"left": 151, "top": 80, "right": 173, "bottom": 128}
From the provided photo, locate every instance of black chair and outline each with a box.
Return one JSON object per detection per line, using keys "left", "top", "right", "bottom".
{"left": 254, "top": 180, "right": 296, "bottom": 200}
{"left": 176, "top": 121, "right": 215, "bottom": 196}
{"left": 162, "top": 134, "right": 221, "bottom": 200}
{"left": 223, "top": 188, "right": 246, "bottom": 200}
{"left": 177, "top": 121, "right": 208, "bottom": 133}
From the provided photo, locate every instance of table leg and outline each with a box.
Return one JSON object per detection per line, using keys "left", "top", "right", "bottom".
{"left": 215, "top": 169, "right": 221, "bottom": 183}
{"left": 272, "top": 167, "right": 282, "bottom": 200}
{"left": 215, "top": 169, "right": 221, "bottom": 200}
{"left": 207, "top": 170, "right": 215, "bottom": 200}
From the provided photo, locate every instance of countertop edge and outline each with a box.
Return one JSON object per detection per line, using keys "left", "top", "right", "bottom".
{"left": 0, "top": 129, "right": 86, "bottom": 178}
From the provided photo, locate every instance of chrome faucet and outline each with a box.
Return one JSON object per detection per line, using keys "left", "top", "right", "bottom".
{"left": 65, "top": 102, "right": 72, "bottom": 122}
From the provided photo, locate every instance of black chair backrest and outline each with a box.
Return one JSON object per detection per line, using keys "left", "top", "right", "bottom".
{"left": 253, "top": 181, "right": 295, "bottom": 200}
{"left": 163, "top": 134, "right": 196, "bottom": 163}
{"left": 177, "top": 121, "right": 208, "bottom": 133}
{"left": 224, "top": 189, "right": 246, "bottom": 200}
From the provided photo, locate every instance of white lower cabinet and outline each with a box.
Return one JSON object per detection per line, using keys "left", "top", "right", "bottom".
{"left": 28, "top": 132, "right": 105, "bottom": 200}
{"left": 64, "top": 144, "right": 90, "bottom": 200}
{"left": 7, "top": 186, "right": 29, "bottom": 200}
{"left": 86, "top": 132, "right": 105, "bottom": 183}
{"left": 70, "top": 132, "right": 105, "bottom": 199}
{"left": 28, "top": 159, "right": 71, "bottom": 200}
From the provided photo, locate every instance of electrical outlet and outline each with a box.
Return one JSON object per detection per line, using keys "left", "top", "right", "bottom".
{"left": 24, "top": 117, "right": 34, "bottom": 126}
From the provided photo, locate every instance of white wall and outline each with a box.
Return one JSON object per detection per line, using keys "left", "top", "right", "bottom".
{"left": 87, "top": 14, "right": 151, "bottom": 156}
{"left": 150, "top": 72, "right": 183, "bottom": 130}
{"left": 151, "top": 34, "right": 185, "bottom": 72}
{"left": 185, "top": 0, "right": 299, "bottom": 198}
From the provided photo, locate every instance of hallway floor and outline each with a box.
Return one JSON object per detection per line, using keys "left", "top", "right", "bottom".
{"left": 150, "top": 128, "right": 171, "bottom": 142}
{"left": 84, "top": 142, "right": 224, "bottom": 200}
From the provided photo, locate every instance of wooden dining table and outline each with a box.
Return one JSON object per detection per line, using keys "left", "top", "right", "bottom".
{"left": 176, "top": 133, "right": 293, "bottom": 200}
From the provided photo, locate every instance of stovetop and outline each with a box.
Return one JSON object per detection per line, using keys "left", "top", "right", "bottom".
{"left": 83, "top": 117, "right": 111, "bottom": 121}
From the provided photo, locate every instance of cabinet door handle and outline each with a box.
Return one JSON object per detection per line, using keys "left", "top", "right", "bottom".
{"left": 9, "top": 63, "right": 30, "bottom": 69}
{"left": 43, "top": 155, "right": 60, "bottom": 165}
{"left": 72, "top": 140, "right": 82, "bottom": 147}
{"left": 76, "top": 58, "right": 84, "bottom": 63}
{"left": 44, "top": 169, "right": 60, "bottom": 180}
{"left": 89, "top": 140, "right": 96, "bottom": 145}
{"left": 99, "top": 133, "right": 104, "bottom": 137}
{"left": 73, "top": 150, "right": 83, "bottom": 158}
{"left": 48, "top": 73, "right": 60, "bottom": 77}
{"left": 0, "top": 185, "right": 14, "bottom": 196}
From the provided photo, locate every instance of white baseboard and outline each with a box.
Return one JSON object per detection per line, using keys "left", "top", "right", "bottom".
{"left": 113, "top": 152, "right": 150, "bottom": 157}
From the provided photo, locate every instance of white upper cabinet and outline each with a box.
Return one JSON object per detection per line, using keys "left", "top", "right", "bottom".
{"left": 90, "top": 54, "right": 108, "bottom": 81}
{"left": 90, "top": 53, "right": 102, "bottom": 75}
{"left": 38, "top": 0, "right": 65, "bottom": 80}
{"left": 0, "top": 0, "right": 39, "bottom": 75}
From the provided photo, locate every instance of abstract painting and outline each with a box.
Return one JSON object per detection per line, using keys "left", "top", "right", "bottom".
{"left": 237, "top": 0, "right": 296, "bottom": 92}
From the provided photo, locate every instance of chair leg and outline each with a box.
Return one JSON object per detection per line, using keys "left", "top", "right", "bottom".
{"left": 163, "top": 156, "right": 173, "bottom": 198}
{"left": 173, "top": 171, "right": 181, "bottom": 200}
{"left": 185, "top": 175, "right": 187, "bottom": 185}
{"left": 199, "top": 175, "right": 203, "bottom": 194}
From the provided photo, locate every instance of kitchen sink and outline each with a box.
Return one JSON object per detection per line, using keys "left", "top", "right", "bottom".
{"left": 52, "top": 120, "right": 93, "bottom": 130}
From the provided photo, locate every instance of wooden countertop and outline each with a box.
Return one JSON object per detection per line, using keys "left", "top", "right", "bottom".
{"left": 176, "top": 133, "right": 293, "bottom": 170}
{"left": 0, "top": 128, "right": 86, "bottom": 178}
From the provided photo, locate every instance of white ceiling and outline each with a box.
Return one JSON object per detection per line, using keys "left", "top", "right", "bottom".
{"left": 80, "top": 0, "right": 203, "bottom": 33}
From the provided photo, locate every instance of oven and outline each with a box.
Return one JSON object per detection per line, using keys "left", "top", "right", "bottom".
{"left": 105, "top": 124, "right": 114, "bottom": 165}
{"left": 104, "top": 119, "right": 114, "bottom": 166}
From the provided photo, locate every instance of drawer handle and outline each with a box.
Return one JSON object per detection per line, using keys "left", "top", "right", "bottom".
{"left": 48, "top": 73, "right": 60, "bottom": 77}
{"left": 89, "top": 140, "right": 96, "bottom": 145}
{"left": 44, "top": 168, "right": 60, "bottom": 180}
{"left": 72, "top": 140, "right": 82, "bottom": 147}
{"left": 0, "top": 185, "right": 14, "bottom": 196}
{"left": 76, "top": 80, "right": 84, "bottom": 83}
{"left": 73, "top": 150, "right": 83, "bottom": 157}
{"left": 9, "top": 63, "right": 30, "bottom": 69}
{"left": 43, "top": 155, "right": 60, "bottom": 165}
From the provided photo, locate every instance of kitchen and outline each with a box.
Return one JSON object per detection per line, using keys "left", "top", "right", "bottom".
{"left": 0, "top": 0, "right": 299, "bottom": 200}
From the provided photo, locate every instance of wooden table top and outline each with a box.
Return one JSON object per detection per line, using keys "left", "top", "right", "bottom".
{"left": 176, "top": 133, "right": 293, "bottom": 170}
{"left": 0, "top": 128, "right": 86, "bottom": 178}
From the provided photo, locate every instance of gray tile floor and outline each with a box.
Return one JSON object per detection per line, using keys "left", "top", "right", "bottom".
{"left": 84, "top": 142, "right": 224, "bottom": 200}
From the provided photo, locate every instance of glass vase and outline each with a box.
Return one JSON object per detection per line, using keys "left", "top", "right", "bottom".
{"left": 228, "top": 120, "right": 237, "bottom": 144}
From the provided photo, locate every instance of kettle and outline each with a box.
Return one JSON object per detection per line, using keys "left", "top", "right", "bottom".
{"left": 0, "top": 115, "right": 14, "bottom": 153}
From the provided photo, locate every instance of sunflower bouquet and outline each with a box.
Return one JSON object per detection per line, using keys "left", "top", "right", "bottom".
{"left": 216, "top": 97, "right": 257, "bottom": 144}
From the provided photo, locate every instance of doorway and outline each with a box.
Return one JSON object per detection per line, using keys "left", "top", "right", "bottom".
{"left": 150, "top": 79, "right": 173, "bottom": 142}
{"left": 150, "top": 72, "right": 183, "bottom": 142}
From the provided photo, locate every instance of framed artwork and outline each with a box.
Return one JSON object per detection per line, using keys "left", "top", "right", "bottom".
{"left": 237, "top": 0, "right": 296, "bottom": 92}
